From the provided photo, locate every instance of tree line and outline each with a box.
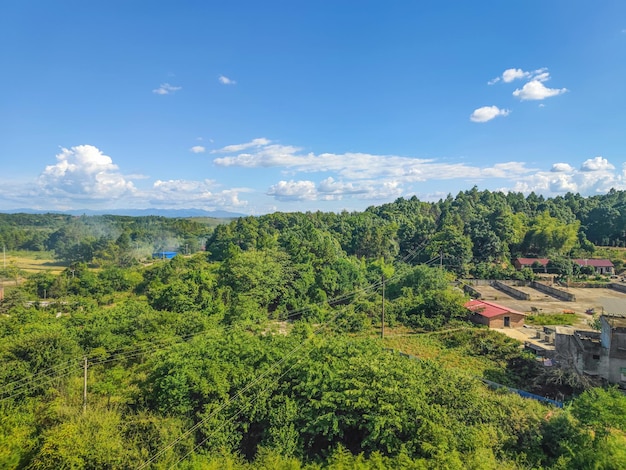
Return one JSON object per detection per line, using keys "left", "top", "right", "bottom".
{"left": 2, "top": 188, "right": 626, "bottom": 467}
{"left": 3, "top": 188, "right": 626, "bottom": 272}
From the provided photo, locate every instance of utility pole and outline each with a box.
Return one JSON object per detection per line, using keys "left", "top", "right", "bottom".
{"left": 381, "top": 274, "right": 385, "bottom": 339}
{"left": 83, "top": 357, "right": 88, "bottom": 413}
{"left": 439, "top": 249, "right": 443, "bottom": 269}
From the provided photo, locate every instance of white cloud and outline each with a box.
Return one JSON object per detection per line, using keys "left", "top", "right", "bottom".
{"left": 510, "top": 157, "right": 625, "bottom": 196}
{"left": 469, "top": 105, "right": 511, "bottom": 123}
{"left": 481, "top": 162, "right": 530, "bottom": 178}
{"left": 0, "top": 145, "right": 251, "bottom": 212}
{"left": 212, "top": 138, "right": 535, "bottom": 190}
{"left": 190, "top": 146, "right": 206, "bottom": 154}
{"left": 551, "top": 163, "right": 575, "bottom": 173}
{"left": 38, "top": 145, "right": 135, "bottom": 200}
{"left": 549, "top": 174, "right": 579, "bottom": 192}
{"left": 212, "top": 138, "right": 271, "bottom": 154}
{"left": 218, "top": 75, "right": 236, "bottom": 85}
{"left": 267, "top": 180, "right": 317, "bottom": 201}
{"left": 513, "top": 79, "right": 568, "bottom": 100}
{"left": 488, "top": 67, "right": 547, "bottom": 85}
{"left": 502, "top": 68, "right": 529, "bottom": 83}
{"left": 318, "top": 177, "right": 366, "bottom": 198}
{"left": 581, "top": 156, "right": 614, "bottom": 172}
{"left": 152, "top": 83, "right": 182, "bottom": 95}
{"left": 151, "top": 179, "right": 248, "bottom": 208}
{"left": 317, "top": 177, "right": 402, "bottom": 201}
{"left": 266, "top": 177, "right": 403, "bottom": 203}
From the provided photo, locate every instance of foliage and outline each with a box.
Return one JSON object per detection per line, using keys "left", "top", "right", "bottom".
{"left": 526, "top": 313, "right": 577, "bottom": 326}
{"left": 6, "top": 192, "right": 626, "bottom": 467}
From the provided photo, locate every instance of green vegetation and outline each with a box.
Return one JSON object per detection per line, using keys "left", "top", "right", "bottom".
{"left": 3, "top": 189, "right": 626, "bottom": 468}
{"left": 526, "top": 313, "right": 577, "bottom": 326}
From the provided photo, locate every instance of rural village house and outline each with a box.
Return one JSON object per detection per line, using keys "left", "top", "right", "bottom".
{"left": 513, "top": 257, "right": 614, "bottom": 275}
{"left": 465, "top": 299, "right": 526, "bottom": 328}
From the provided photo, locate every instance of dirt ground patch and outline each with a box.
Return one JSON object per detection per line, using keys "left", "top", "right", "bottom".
{"left": 474, "top": 283, "right": 626, "bottom": 328}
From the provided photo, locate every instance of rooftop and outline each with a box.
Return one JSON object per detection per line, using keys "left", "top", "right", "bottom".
{"left": 465, "top": 299, "right": 526, "bottom": 318}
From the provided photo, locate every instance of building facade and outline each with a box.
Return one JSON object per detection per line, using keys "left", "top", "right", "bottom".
{"left": 553, "top": 315, "right": 626, "bottom": 387}
{"left": 465, "top": 299, "right": 526, "bottom": 328}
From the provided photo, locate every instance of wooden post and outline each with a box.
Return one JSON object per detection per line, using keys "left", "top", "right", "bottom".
{"left": 83, "top": 357, "right": 88, "bottom": 413}
{"left": 381, "top": 274, "right": 385, "bottom": 339}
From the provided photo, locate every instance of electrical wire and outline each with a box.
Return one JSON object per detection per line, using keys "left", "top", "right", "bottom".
{"left": 1, "top": 241, "right": 428, "bottom": 404}
{"left": 139, "top": 302, "right": 357, "bottom": 469}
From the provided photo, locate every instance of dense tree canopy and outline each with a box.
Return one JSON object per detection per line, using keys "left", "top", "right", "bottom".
{"left": 2, "top": 189, "right": 626, "bottom": 468}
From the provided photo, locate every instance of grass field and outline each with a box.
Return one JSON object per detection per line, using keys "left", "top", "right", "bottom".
{"left": 382, "top": 329, "right": 497, "bottom": 377}
{"left": 526, "top": 313, "right": 577, "bottom": 326}
{"left": 1, "top": 250, "right": 66, "bottom": 277}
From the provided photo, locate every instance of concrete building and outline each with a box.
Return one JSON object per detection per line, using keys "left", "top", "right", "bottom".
{"left": 513, "top": 257, "right": 614, "bottom": 275}
{"left": 553, "top": 314, "right": 626, "bottom": 387}
{"left": 572, "top": 258, "right": 615, "bottom": 275}
{"left": 465, "top": 299, "right": 526, "bottom": 328}
{"left": 513, "top": 258, "right": 549, "bottom": 272}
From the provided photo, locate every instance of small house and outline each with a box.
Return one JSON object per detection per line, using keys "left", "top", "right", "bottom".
{"left": 465, "top": 299, "right": 526, "bottom": 328}
{"left": 513, "top": 258, "right": 549, "bottom": 272}
{"left": 572, "top": 259, "right": 614, "bottom": 275}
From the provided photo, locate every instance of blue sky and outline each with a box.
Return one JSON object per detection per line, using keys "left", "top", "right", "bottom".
{"left": 1, "top": 1, "right": 625, "bottom": 215}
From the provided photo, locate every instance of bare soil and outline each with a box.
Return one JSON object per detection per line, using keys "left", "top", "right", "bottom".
{"left": 475, "top": 283, "right": 626, "bottom": 328}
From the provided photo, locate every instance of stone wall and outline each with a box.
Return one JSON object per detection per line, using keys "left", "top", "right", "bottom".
{"left": 492, "top": 280, "right": 531, "bottom": 300}
{"left": 609, "top": 283, "right": 626, "bottom": 294}
{"left": 531, "top": 281, "right": 576, "bottom": 301}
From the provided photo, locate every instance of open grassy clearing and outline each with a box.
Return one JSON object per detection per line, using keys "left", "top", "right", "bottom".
{"left": 526, "top": 313, "right": 577, "bottom": 326}
{"left": 1, "top": 250, "right": 66, "bottom": 276}
{"left": 382, "top": 329, "right": 500, "bottom": 377}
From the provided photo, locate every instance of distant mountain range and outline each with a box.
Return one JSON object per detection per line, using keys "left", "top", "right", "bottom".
{"left": 0, "top": 208, "right": 246, "bottom": 219}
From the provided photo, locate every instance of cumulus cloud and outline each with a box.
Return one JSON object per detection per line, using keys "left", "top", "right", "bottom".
{"left": 549, "top": 174, "right": 579, "bottom": 192}
{"left": 151, "top": 179, "right": 248, "bottom": 208}
{"left": 487, "top": 67, "right": 567, "bottom": 101}
{"left": 580, "top": 156, "right": 614, "bottom": 172}
{"left": 488, "top": 67, "right": 546, "bottom": 85}
{"left": 152, "top": 83, "right": 182, "bottom": 95}
{"left": 38, "top": 145, "right": 135, "bottom": 200}
{"left": 266, "top": 177, "right": 402, "bottom": 202}
{"left": 469, "top": 106, "right": 511, "bottom": 123}
{"left": 513, "top": 79, "right": 568, "bottom": 100}
{"left": 213, "top": 137, "right": 537, "bottom": 203}
{"left": 0, "top": 145, "right": 252, "bottom": 212}
{"left": 267, "top": 180, "right": 317, "bottom": 201}
{"left": 551, "top": 163, "right": 575, "bottom": 173}
{"left": 510, "top": 156, "right": 625, "bottom": 196}
{"left": 213, "top": 138, "right": 535, "bottom": 182}
{"left": 218, "top": 75, "right": 236, "bottom": 85}
{"left": 190, "top": 146, "right": 206, "bottom": 153}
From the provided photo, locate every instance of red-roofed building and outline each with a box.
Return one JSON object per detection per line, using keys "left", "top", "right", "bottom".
{"left": 573, "top": 259, "right": 614, "bottom": 275}
{"left": 513, "top": 258, "right": 549, "bottom": 272}
{"left": 513, "top": 257, "right": 614, "bottom": 275}
{"left": 465, "top": 299, "right": 526, "bottom": 328}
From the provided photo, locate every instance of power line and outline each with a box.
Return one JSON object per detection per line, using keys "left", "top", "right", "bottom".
{"left": 1, "top": 243, "right": 426, "bottom": 403}
{"left": 140, "top": 303, "right": 359, "bottom": 469}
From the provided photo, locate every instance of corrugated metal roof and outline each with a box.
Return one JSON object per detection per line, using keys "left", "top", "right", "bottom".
{"left": 465, "top": 299, "right": 526, "bottom": 318}
{"left": 515, "top": 258, "right": 549, "bottom": 266}
{"left": 573, "top": 258, "right": 614, "bottom": 268}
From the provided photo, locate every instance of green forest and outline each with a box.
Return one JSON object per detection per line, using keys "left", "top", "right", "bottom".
{"left": 2, "top": 188, "right": 626, "bottom": 469}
